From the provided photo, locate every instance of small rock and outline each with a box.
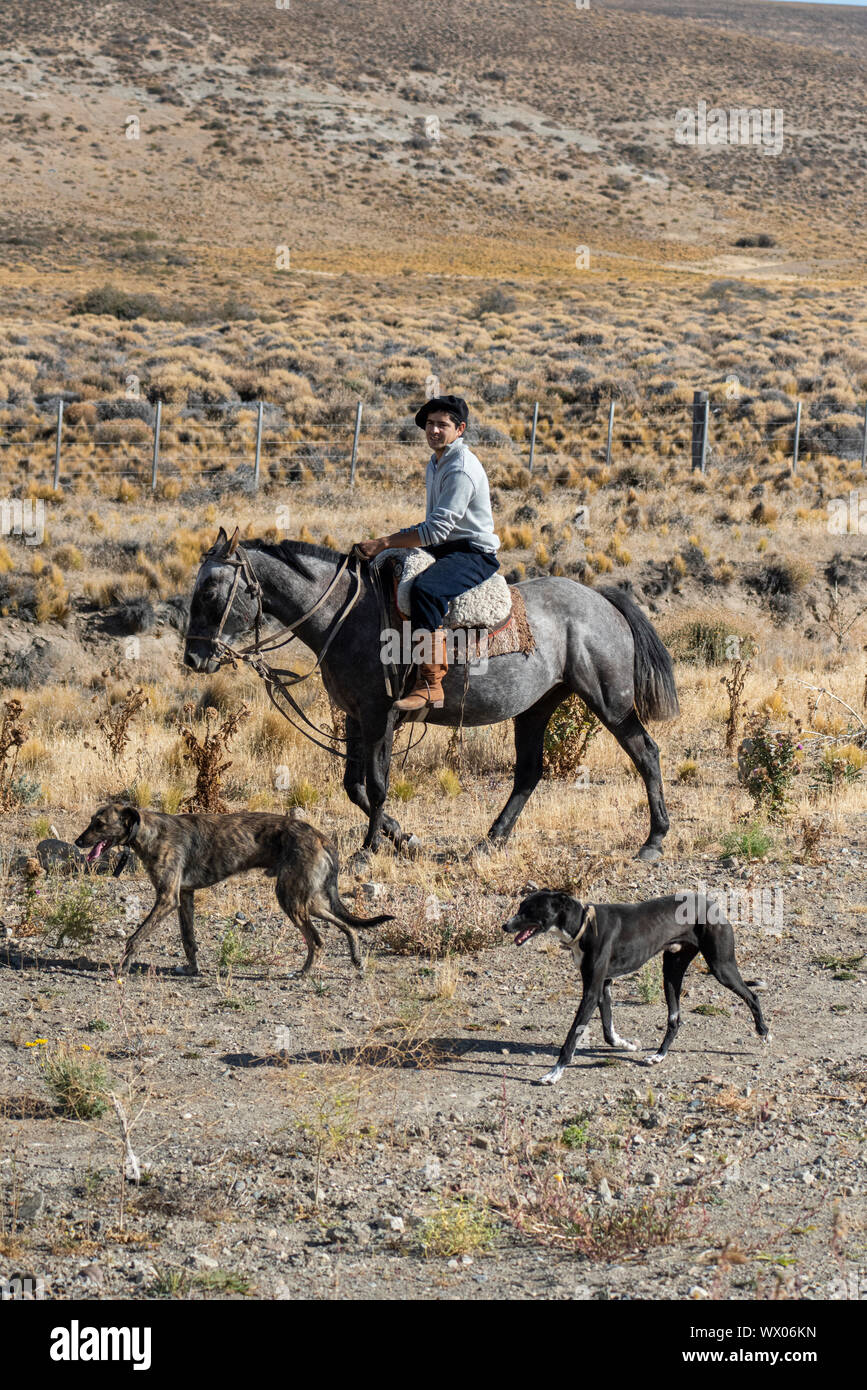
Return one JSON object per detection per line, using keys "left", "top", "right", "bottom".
{"left": 79, "top": 1263, "right": 103, "bottom": 1286}
{"left": 689, "top": 1285, "right": 710, "bottom": 1299}
{"left": 597, "top": 1178, "right": 613, "bottom": 1205}
{"left": 643, "top": 1172, "right": 661, "bottom": 1188}
{"left": 17, "top": 1192, "right": 44, "bottom": 1224}
{"left": 361, "top": 882, "right": 384, "bottom": 901}
{"left": 472, "top": 1135, "right": 492, "bottom": 1151}
{"left": 185, "top": 1252, "right": 219, "bottom": 1270}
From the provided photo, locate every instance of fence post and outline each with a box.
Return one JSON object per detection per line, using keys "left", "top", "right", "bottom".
{"left": 349, "top": 400, "right": 362, "bottom": 485}
{"left": 605, "top": 399, "right": 615, "bottom": 468}
{"left": 150, "top": 400, "right": 162, "bottom": 491}
{"left": 254, "top": 400, "right": 264, "bottom": 490}
{"left": 53, "top": 399, "right": 63, "bottom": 490}
{"left": 528, "top": 401, "right": 539, "bottom": 474}
{"left": 702, "top": 395, "right": 709, "bottom": 474}
{"left": 691, "top": 390, "right": 708, "bottom": 472}
{"left": 861, "top": 402, "right": 867, "bottom": 470}
{"left": 792, "top": 399, "right": 801, "bottom": 474}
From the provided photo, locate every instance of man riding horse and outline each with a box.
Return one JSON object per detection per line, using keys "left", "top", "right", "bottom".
{"left": 355, "top": 394, "right": 500, "bottom": 713}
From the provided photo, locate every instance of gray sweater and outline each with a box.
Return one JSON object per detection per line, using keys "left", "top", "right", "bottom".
{"left": 414, "top": 439, "right": 500, "bottom": 552}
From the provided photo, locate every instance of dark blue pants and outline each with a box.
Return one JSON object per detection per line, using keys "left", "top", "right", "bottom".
{"left": 409, "top": 539, "right": 500, "bottom": 631}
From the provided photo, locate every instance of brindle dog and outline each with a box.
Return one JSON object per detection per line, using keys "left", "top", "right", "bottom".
{"left": 75, "top": 804, "right": 392, "bottom": 975}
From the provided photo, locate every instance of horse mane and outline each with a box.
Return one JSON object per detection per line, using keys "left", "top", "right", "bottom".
{"left": 244, "top": 538, "right": 347, "bottom": 569}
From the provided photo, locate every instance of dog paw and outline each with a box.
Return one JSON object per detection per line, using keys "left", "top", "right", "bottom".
{"left": 539, "top": 1068, "right": 563, "bottom": 1086}
{"left": 761, "top": 1031, "right": 772, "bottom": 1045}
{"left": 643, "top": 1053, "right": 665, "bottom": 1066}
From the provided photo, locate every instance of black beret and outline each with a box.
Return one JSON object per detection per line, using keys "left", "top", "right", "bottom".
{"left": 414, "top": 394, "right": 469, "bottom": 429}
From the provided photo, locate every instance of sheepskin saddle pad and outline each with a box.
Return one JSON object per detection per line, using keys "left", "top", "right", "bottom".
{"left": 371, "top": 548, "right": 535, "bottom": 660}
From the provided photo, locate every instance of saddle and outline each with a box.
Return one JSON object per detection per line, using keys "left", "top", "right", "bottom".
{"left": 371, "top": 548, "right": 535, "bottom": 661}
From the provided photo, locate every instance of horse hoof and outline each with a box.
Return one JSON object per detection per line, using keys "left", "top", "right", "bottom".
{"left": 636, "top": 844, "right": 663, "bottom": 863}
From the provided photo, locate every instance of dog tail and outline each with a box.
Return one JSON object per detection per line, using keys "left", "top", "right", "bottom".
{"left": 597, "top": 585, "right": 680, "bottom": 723}
{"left": 327, "top": 896, "right": 394, "bottom": 930}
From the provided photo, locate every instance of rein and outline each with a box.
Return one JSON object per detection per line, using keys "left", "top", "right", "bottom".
{"left": 188, "top": 546, "right": 363, "bottom": 759}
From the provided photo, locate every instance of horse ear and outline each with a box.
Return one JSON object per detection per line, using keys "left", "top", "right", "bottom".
{"left": 207, "top": 527, "right": 229, "bottom": 556}
{"left": 227, "top": 527, "right": 241, "bottom": 556}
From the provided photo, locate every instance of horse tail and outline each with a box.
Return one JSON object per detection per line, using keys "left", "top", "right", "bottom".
{"left": 597, "top": 586, "right": 680, "bottom": 722}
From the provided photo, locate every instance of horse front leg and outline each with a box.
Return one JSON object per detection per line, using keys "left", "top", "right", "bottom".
{"left": 359, "top": 710, "right": 399, "bottom": 855}
{"left": 344, "top": 716, "right": 418, "bottom": 856}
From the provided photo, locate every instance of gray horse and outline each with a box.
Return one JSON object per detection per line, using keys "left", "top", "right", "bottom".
{"left": 183, "top": 528, "right": 679, "bottom": 861}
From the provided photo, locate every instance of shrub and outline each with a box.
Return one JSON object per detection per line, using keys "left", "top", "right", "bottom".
{"left": 561, "top": 1116, "right": 591, "bottom": 1149}
{"left": 737, "top": 714, "right": 802, "bottom": 820}
{"left": 473, "top": 287, "right": 516, "bottom": 317}
{"left": 437, "top": 769, "right": 462, "bottom": 797}
{"left": 721, "top": 822, "right": 773, "bottom": 861}
{"left": 391, "top": 778, "right": 416, "bottom": 802}
{"left": 665, "top": 617, "right": 756, "bottom": 666}
{"left": 174, "top": 702, "right": 251, "bottom": 812}
{"left": 811, "top": 744, "right": 865, "bottom": 795}
{"left": 41, "top": 1044, "right": 110, "bottom": 1119}
{"left": 46, "top": 882, "right": 99, "bottom": 948}
{"left": 418, "top": 1195, "right": 498, "bottom": 1257}
{"left": 285, "top": 778, "right": 319, "bottom": 809}
{"left": 70, "top": 285, "right": 169, "bottom": 321}
{"left": 543, "top": 696, "right": 601, "bottom": 778}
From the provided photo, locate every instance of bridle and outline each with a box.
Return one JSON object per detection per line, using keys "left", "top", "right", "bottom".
{"left": 186, "top": 544, "right": 364, "bottom": 758}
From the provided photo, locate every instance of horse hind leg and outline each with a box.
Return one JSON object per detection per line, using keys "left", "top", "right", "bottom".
{"left": 605, "top": 709, "right": 670, "bottom": 861}
{"left": 486, "top": 688, "right": 568, "bottom": 847}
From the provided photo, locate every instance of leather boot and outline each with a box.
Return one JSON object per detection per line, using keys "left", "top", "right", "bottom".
{"left": 394, "top": 629, "right": 448, "bottom": 712}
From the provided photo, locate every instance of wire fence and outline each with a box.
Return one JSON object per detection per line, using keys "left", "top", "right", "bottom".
{"left": 1, "top": 390, "right": 865, "bottom": 493}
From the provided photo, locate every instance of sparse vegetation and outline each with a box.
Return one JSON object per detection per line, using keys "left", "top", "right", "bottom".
{"left": 543, "top": 697, "right": 601, "bottom": 779}
{"left": 737, "top": 715, "right": 802, "bottom": 821}
{"left": 40, "top": 1044, "right": 110, "bottom": 1120}
{"left": 418, "top": 1195, "right": 499, "bottom": 1258}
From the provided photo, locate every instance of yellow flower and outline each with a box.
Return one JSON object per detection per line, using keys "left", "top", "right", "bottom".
{"left": 81, "top": 1044, "right": 91, "bottom": 1051}
{"left": 25, "top": 1039, "right": 48, "bottom": 1047}
{"left": 553, "top": 1172, "right": 564, "bottom": 1183}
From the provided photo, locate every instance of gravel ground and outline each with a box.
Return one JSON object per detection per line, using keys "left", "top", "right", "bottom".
{"left": 1, "top": 840, "right": 864, "bottom": 1303}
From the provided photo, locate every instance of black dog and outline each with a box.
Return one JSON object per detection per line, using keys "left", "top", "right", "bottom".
{"left": 503, "top": 891, "right": 769, "bottom": 1084}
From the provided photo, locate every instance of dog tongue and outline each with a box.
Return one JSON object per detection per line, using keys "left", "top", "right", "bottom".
{"left": 86, "top": 840, "right": 107, "bottom": 864}
{"left": 515, "top": 927, "right": 536, "bottom": 946}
